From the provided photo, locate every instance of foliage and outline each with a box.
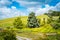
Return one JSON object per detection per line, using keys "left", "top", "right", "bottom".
{"left": 13, "top": 17, "right": 23, "bottom": 29}
{"left": 44, "top": 10, "right": 60, "bottom": 16}
{"left": 50, "top": 17, "right": 60, "bottom": 29}
{"left": 27, "top": 12, "right": 40, "bottom": 28}
{"left": 37, "top": 19, "right": 41, "bottom": 26}
{"left": 58, "top": 15, "right": 60, "bottom": 22}
{"left": 51, "top": 23, "right": 59, "bottom": 29}
{"left": 0, "top": 30, "right": 17, "bottom": 40}
{"left": 47, "top": 18, "right": 51, "bottom": 24}
{"left": 43, "top": 18, "right": 45, "bottom": 25}
{"left": 0, "top": 15, "right": 49, "bottom": 28}
{"left": 44, "top": 10, "right": 60, "bottom": 29}
{"left": 56, "top": 34, "right": 60, "bottom": 40}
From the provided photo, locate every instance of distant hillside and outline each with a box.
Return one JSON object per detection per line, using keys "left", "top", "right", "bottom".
{"left": 0, "top": 15, "right": 49, "bottom": 28}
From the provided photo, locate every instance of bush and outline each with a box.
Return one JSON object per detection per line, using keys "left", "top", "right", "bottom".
{"left": 0, "top": 30, "right": 17, "bottom": 40}
{"left": 51, "top": 22, "right": 60, "bottom": 29}
{"left": 13, "top": 17, "right": 23, "bottom": 29}
{"left": 56, "top": 34, "right": 60, "bottom": 40}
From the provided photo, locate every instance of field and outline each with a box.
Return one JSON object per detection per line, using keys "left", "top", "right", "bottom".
{"left": 0, "top": 15, "right": 60, "bottom": 40}
{"left": 0, "top": 15, "right": 48, "bottom": 27}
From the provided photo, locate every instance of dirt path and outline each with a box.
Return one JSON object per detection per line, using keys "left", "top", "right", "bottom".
{"left": 16, "top": 36, "right": 31, "bottom": 40}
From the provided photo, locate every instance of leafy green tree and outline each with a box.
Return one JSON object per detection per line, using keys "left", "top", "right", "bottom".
{"left": 51, "top": 18, "right": 60, "bottom": 29}
{"left": 13, "top": 17, "right": 23, "bottom": 29}
{"left": 27, "top": 12, "right": 40, "bottom": 28}
{"left": 47, "top": 16, "right": 53, "bottom": 24}
{"left": 43, "top": 18, "right": 45, "bottom": 25}
{"left": 45, "top": 10, "right": 60, "bottom": 29}
{"left": 44, "top": 10, "right": 60, "bottom": 16}
{"left": 38, "top": 19, "right": 41, "bottom": 25}
{"left": 47, "top": 18, "right": 51, "bottom": 24}
{"left": 58, "top": 15, "right": 60, "bottom": 22}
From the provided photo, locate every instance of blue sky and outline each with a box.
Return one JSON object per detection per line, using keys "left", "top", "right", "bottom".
{"left": 0, "top": 0, "right": 60, "bottom": 19}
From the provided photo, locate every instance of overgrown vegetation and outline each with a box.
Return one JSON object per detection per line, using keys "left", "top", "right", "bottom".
{"left": 0, "top": 11, "right": 60, "bottom": 40}
{"left": 0, "top": 29, "right": 17, "bottom": 40}
{"left": 13, "top": 17, "right": 23, "bottom": 29}
{"left": 45, "top": 10, "right": 60, "bottom": 29}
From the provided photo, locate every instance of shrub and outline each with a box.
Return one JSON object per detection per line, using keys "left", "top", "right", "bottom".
{"left": 56, "top": 34, "right": 60, "bottom": 40}
{"left": 0, "top": 30, "right": 17, "bottom": 40}
{"left": 13, "top": 17, "right": 23, "bottom": 29}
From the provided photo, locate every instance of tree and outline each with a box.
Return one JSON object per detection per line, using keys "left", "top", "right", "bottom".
{"left": 37, "top": 19, "right": 41, "bottom": 26}
{"left": 58, "top": 15, "right": 60, "bottom": 22}
{"left": 44, "top": 10, "right": 60, "bottom": 16}
{"left": 13, "top": 17, "right": 23, "bottom": 29}
{"left": 44, "top": 10, "right": 60, "bottom": 29}
{"left": 43, "top": 18, "right": 45, "bottom": 25}
{"left": 27, "top": 12, "right": 40, "bottom": 28}
{"left": 51, "top": 16, "right": 60, "bottom": 29}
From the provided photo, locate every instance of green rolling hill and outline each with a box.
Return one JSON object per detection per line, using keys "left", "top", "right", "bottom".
{"left": 0, "top": 15, "right": 48, "bottom": 28}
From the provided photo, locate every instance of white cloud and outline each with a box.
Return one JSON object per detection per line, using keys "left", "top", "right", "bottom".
{"left": 11, "top": 6, "right": 16, "bottom": 9}
{"left": 54, "top": 2, "right": 60, "bottom": 11}
{"left": 12, "top": 0, "right": 41, "bottom": 7}
{"left": 0, "top": 0, "right": 12, "bottom": 7}
{"left": 48, "top": 2, "right": 60, "bottom": 11}
{"left": 19, "top": 1, "right": 38, "bottom": 5}
{"left": 0, "top": 0, "right": 60, "bottom": 19}
{"left": 12, "top": 0, "right": 60, "bottom": 16}
{"left": 0, "top": 6, "right": 26, "bottom": 19}
{"left": 13, "top": 0, "right": 38, "bottom": 5}
{"left": 27, "top": 5, "right": 54, "bottom": 16}
{"left": 27, "top": 2, "right": 60, "bottom": 16}
{"left": 45, "top": 0, "right": 52, "bottom": 4}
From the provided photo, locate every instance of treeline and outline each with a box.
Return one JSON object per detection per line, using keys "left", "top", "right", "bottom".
{"left": 13, "top": 12, "right": 40, "bottom": 29}
{"left": 45, "top": 10, "right": 60, "bottom": 29}
{"left": 13, "top": 11, "right": 60, "bottom": 29}
{"left": 44, "top": 10, "right": 60, "bottom": 16}
{"left": 0, "top": 11, "right": 60, "bottom": 40}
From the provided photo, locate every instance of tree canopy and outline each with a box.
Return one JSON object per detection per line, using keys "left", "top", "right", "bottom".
{"left": 27, "top": 12, "right": 40, "bottom": 28}
{"left": 13, "top": 17, "right": 23, "bottom": 29}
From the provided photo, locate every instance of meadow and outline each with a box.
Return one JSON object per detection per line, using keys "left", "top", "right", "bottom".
{"left": 0, "top": 15, "right": 60, "bottom": 40}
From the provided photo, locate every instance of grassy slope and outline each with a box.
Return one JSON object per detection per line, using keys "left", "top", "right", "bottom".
{"left": 0, "top": 15, "right": 60, "bottom": 33}
{"left": 0, "top": 15, "right": 52, "bottom": 31}
{"left": 0, "top": 15, "right": 60, "bottom": 40}
{"left": 0, "top": 15, "right": 48, "bottom": 27}
{"left": 0, "top": 16, "right": 28, "bottom": 27}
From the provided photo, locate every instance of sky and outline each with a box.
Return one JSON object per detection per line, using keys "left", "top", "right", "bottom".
{"left": 0, "top": 0, "right": 60, "bottom": 19}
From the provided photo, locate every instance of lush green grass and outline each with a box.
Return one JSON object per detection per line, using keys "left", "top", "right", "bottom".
{"left": 0, "top": 15, "right": 48, "bottom": 27}
{"left": 0, "top": 16, "right": 28, "bottom": 28}
{"left": 0, "top": 15, "right": 60, "bottom": 33}
{"left": 0, "top": 15, "right": 60, "bottom": 40}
